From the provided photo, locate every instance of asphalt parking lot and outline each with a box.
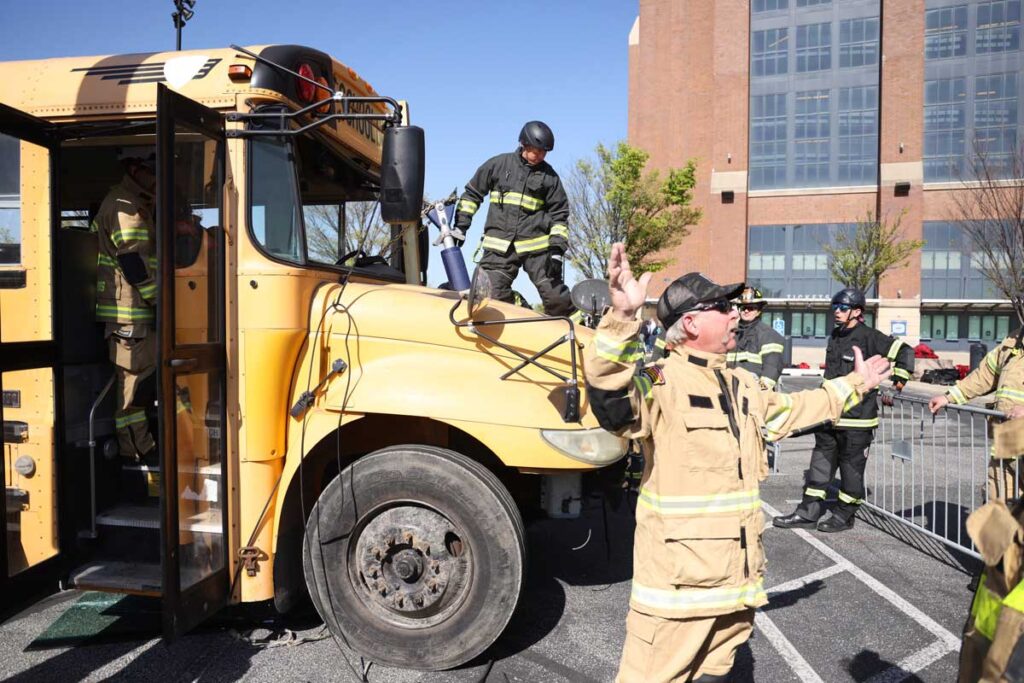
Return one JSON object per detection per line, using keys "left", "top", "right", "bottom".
{"left": 0, "top": 381, "right": 981, "bottom": 682}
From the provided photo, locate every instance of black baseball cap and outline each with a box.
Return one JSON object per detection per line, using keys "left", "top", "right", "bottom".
{"left": 657, "top": 273, "right": 745, "bottom": 330}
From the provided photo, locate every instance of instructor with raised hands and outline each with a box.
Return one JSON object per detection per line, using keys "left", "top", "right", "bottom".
{"left": 584, "top": 243, "right": 893, "bottom": 683}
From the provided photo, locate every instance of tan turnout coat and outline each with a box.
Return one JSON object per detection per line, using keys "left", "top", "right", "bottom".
{"left": 584, "top": 316, "right": 869, "bottom": 619}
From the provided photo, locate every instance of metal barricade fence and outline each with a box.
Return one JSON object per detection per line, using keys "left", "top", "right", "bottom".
{"left": 866, "top": 394, "right": 1011, "bottom": 561}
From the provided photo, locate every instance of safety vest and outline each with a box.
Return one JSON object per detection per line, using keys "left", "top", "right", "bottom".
{"left": 959, "top": 500, "right": 1024, "bottom": 682}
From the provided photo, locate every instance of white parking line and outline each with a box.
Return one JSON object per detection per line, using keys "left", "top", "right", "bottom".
{"left": 766, "top": 563, "right": 846, "bottom": 597}
{"left": 753, "top": 610, "right": 824, "bottom": 683}
{"left": 760, "top": 501, "right": 960, "bottom": 681}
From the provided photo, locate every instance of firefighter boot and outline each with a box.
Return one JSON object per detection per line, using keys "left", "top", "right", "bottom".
{"left": 817, "top": 512, "right": 855, "bottom": 533}
{"left": 773, "top": 501, "right": 821, "bottom": 529}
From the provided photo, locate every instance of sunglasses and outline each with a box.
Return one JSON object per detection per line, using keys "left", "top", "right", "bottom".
{"left": 832, "top": 304, "right": 852, "bottom": 312}
{"left": 739, "top": 304, "right": 762, "bottom": 312}
{"left": 693, "top": 298, "right": 736, "bottom": 314}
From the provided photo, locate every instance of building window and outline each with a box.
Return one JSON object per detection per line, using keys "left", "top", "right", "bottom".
{"left": 838, "top": 85, "right": 878, "bottom": 183}
{"left": 924, "top": 77, "right": 968, "bottom": 181}
{"left": 797, "top": 22, "right": 832, "bottom": 73}
{"left": 968, "top": 314, "right": 1011, "bottom": 340}
{"left": 974, "top": 72, "right": 1018, "bottom": 174}
{"left": 977, "top": 0, "right": 1021, "bottom": 54}
{"left": 920, "top": 313, "right": 961, "bottom": 340}
{"left": 794, "top": 90, "right": 831, "bottom": 184}
{"left": 922, "top": 221, "right": 1004, "bottom": 299}
{"left": 748, "top": 225, "right": 787, "bottom": 297}
{"left": 748, "top": 223, "right": 859, "bottom": 298}
{"left": 750, "top": 94, "right": 788, "bottom": 189}
{"left": 840, "top": 17, "right": 879, "bottom": 68}
{"left": 926, "top": 5, "right": 969, "bottom": 59}
{"left": 792, "top": 312, "right": 828, "bottom": 337}
{"left": 753, "top": 28, "right": 789, "bottom": 77}
{"left": 797, "top": 0, "right": 830, "bottom": 6}
{"left": 753, "top": 0, "right": 788, "bottom": 11}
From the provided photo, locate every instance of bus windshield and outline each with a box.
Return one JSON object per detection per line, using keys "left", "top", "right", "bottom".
{"left": 248, "top": 136, "right": 402, "bottom": 277}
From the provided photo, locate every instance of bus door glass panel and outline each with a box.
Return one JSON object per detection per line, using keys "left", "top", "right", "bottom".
{"left": 0, "top": 122, "right": 58, "bottom": 582}
{"left": 161, "top": 109, "right": 225, "bottom": 610}
{"left": 173, "top": 133, "right": 221, "bottom": 346}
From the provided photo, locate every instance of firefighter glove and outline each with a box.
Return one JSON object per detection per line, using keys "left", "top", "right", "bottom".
{"left": 547, "top": 250, "right": 564, "bottom": 284}
{"left": 449, "top": 227, "right": 467, "bottom": 248}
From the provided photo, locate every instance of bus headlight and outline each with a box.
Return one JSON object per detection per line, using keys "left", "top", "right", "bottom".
{"left": 540, "top": 427, "right": 628, "bottom": 466}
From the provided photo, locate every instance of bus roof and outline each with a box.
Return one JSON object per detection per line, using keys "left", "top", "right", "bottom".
{"left": 0, "top": 44, "right": 387, "bottom": 161}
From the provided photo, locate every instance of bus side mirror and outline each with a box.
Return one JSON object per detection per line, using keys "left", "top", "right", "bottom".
{"left": 380, "top": 125, "right": 425, "bottom": 223}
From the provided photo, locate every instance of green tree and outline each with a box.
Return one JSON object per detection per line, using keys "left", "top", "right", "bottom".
{"left": 303, "top": 201, "right": 394, "bottom": 264}
{"left": 564, "top": 142, "right": 701, "bottom": 279}
{"left": 822, "top": 210, "right": 924, "bottom": 293}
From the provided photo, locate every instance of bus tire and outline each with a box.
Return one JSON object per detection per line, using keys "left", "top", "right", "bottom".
{"left": 301, "top": 444, "right": 526, "bottom": 671}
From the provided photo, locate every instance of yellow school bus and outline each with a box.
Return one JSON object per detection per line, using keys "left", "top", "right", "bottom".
{"left": 0, "top": 44, "right": 625, "bottom": 669}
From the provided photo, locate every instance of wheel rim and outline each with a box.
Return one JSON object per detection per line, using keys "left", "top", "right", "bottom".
{"left": 350, "top": 503, "right": 472, "bottom": 629}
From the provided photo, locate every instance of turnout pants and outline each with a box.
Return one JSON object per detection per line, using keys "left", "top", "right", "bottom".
{"left": 617, "top": 608, "right": 754, "bottom": 683}
{"left": 107, "top": 324, "right": 157, "bottom": 459}
{"left": 797, "top": 428, "right": 873, "bottom": 523}
{"left": 479, "top": 243, "right": 574, "bottom": 317}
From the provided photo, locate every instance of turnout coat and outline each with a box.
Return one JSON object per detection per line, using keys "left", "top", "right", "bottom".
{"left": 584, "top": 316, "right": 869, "bottom": 619}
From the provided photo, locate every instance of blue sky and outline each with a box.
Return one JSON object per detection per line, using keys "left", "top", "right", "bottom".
{"left": 0, "top": 0, "right": 637, "bottom": 290}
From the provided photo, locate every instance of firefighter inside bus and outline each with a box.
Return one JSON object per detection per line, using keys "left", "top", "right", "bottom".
{"left": 93, "top": 147, "right": 160, "bottom": 467}
{"left": 93, "top": 147, "right": 205, "bottom": 473}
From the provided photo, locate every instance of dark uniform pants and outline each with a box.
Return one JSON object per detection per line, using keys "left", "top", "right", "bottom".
{"left": 479, "top": 244, "right": 574, "bottom": 317}
{"left": 798, "top": 428, "right": 873, "bottom": 523}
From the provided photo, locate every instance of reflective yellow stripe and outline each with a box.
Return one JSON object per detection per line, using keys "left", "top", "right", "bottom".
{"left": 489, "top": 190, "right": 545, "bottom": 211}
{"left": 115, "top": 410, "right": 148, "bottom": 429}
{"left": 514, "top": 234, "right": 551, "bottom": 253}
{"left": 949, "top": 386, "right": 967, "bottom": 404}
{"left": 837, "top": 490, "right": 863, "bottom": 505}
{"left": 595, "top": 334, "right": 644, "bottom": 363}
{"left": 765, "top": 394, "right": 794, "bottom": 438}
{"left": 886, "top": 339, "right": 904, "bottom": 361}
{"left": 96, "top": 304, "right": 155, "bottom": 321}
{"left": 110, "top": 229, "right": 125, "bottom": 249}
{"left": 457, "top": 199, "right": 479, "bottom": 215}
{"left": 837, "top": 417, "right": 879, "bottom": 428}
{"left": 481, "top": 235, "right": 512, "bottom": 252}
{"left": 971, "top": 575, "right": 1001, "bottom": 641}
{"left": 727, "top": 351, "right": 762, "bottom": 365}
{"left": 570, "top": 310, "right": 585, "bottom": 323}
{"left": 996, "top": 388, "right": 1024, "bottom": 404}
{"left": 633, "top": 375, "right": 653, "bottom": 401}
{"left": 654, "top": 337, "right": 667, "bottom": 349}
{"left": 549, "top": 223, "right": 568, "bottom": 238}
{"left": 137, "top": 282, "right": 157, "bottom": 300}
{"left": 119, "top": 228, "right": 150, "bottom": 241}
{"left": 823, "top": 377, "right": 859, "bottom": 412}
{"left": 761, "top": 343, "right": 784, "bottom": 354}
{"left": 804, "top": 487, "right": 827, "bottom": 499}
{"left": 97, "top": 253, "right": 118, "bottom": 267}
{"left": 761, "top": 376, "right": 777, "bottom": 389}
{"left": 637, "top": 487, "right": 761, "bottom": 515}
{"left": 987, "top": 350, "right": 1001, "bottom": 374}
{"left": 631, "top": 579, "right": 766, "bottom": 613}
{"left": 892, "top": 368, "right": 911, "bottom": 381}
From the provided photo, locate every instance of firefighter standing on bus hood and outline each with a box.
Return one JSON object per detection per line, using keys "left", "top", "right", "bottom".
{"left": 585, "top": 245, "right": 893, "bottom": 682}
{"left": 454, "top": 121, "right": 576, "bottom": 317}
{"left": 775, "top": 287, "right": 914, "bottom": 532}
{"left": 727, "top": 287, "right": 785, "bottom": 390}
{"left": 93, "top": 148, "right": 159, "bottom": 463}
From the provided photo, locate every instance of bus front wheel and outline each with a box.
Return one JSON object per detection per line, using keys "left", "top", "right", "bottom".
{"left": 302, "top": 444, "right": 526, "bottom": 671}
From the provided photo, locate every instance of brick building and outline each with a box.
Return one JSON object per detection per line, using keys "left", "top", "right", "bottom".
{"left": 628, "top": 0, "right": 1023, "bottom": 364}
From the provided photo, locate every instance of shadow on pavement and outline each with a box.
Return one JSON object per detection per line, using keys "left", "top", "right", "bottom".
{"left": 859, "top": 505, "right": 981, "bottom": 576}
{"left": 845, "top": 649, "right": 925, "bottom": 682}
{"left": 762, "top": 580, "right": 827, "bottom": 612}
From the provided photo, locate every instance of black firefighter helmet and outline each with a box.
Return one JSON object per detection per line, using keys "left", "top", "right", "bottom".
{"left": 831, "top": 287, "right": 866, "bottom": 310}
{"left": 519, "top": 121, "right": 555, "bottom": 152}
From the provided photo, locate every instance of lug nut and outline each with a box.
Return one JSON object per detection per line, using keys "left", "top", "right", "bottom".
{"left": 386, "top": 536, "right": 396, "bottom": 547}
{"left": 413, "top": 596, "right": 424, "bottom": 607}
{"left": 396, "top": 596, "right": 405, "bottom": 608}
{"left": 379, "top": 586, "right": 388, "bottom": 597}
{"left": 373, "top": 548, "right": 382, "bottom": 560}
{"left": 428, "top": 581, "right": 439, "bottom": 594}
{"left": 402, "top": 531, "right": 413, "bottom": 544}
{"left": 369, "top": 568, "right": 379, "bottom": 579}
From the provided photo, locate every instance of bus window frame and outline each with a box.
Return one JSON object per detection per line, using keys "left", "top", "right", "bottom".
{"left": 244, "top": 132, "right": 407, "bottom": 283}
